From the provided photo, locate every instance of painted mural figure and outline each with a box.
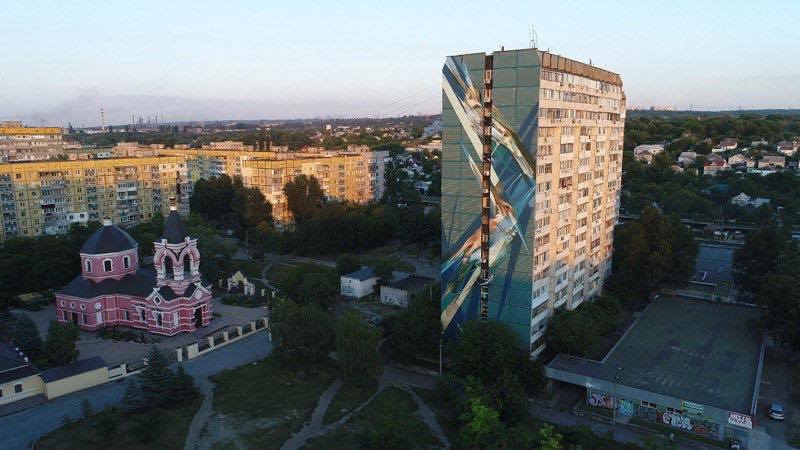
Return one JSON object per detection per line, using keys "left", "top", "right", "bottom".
{"left": 440, "top": 55, "right": 537, "bottom": 333}
{"left": 55, "top": 203, "right": 213, "bottom": 335}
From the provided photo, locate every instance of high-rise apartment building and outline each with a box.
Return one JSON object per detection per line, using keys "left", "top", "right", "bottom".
{"left": 441, "top": 48, "right": 625, "bottom": 357}
{"left": 0, "top": 156, "right": 189, "bottom": 239}
{"left": 0, "top": 122, "right": 65, "bottom": 162}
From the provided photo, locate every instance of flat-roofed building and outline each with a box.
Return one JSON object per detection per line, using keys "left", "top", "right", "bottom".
{"left": 546, "top": 295, "right": 764, "bottom": 448}
{"left": 441, "top": 48, "right": 625, "bottom": 357}
{"left": 0, "top": 156, "right": 189, "bottom": 239}
{"left": 0, "top": 122, "right": 65, "bottom": 162}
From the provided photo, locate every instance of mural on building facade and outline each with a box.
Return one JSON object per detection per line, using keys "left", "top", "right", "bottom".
{"left": 638, "top": 406, "right": 721, "bottom": 438}
{"left": 440, "top": 55, "right": 538, "bottom": 335}
{"left": 587, "top": 392, "right": 615, "bottom": 410}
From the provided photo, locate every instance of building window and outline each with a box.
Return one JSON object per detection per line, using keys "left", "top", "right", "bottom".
{"left": 156, "top": 313, "right": 163, "bottom": 327}
{"left": 85, "top": 260, "right": 92, "bottom": 272}
{"left": 14, "top": 384, "right": 22, "bottom": 394}
{"left": 123, "top": 256, "right": 130, "bottom": 269}
{"left": 104, "top": 260, "right": 112, "bottom": 272}
{"left": 140, "top": 309, "right": 146, "bottom": 322}
{"left": 124, "top": 310, "right": 130, "bottom": 321}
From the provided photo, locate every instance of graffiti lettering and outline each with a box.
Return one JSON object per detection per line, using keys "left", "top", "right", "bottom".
{"left": 587, "top": 392, "right": 615, "bottom": 410}
{"left": 618, "top": 399, "right": 634, "bottom": 417}
{"left": 662, "top": 412, "right": 693, "bottom": 431}
{"left": 691, "top": 419, "right": 720, "bottom": 437}
{"left": 639, "top": 406, "right": 658, "bottom": 422}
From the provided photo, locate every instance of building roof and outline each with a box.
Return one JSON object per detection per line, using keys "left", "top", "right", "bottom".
{"left": 0, "top": 341, "right": 38, "bottom": 384}
{"left": 387, "top": 274, "right": 435, "bottom": 291}
{"left": 163, "top": 209, "right": 188, "bottom": 244}
{"left": 40, "top": 356, "right": 106, "bottom": 383}
{"left": 547, "top": 295, "right": 764, "bottom": 414}
{"left": 343, "top": 267, "right": 376, "bottom": 281}
{"left": 80, "top": 222, "right": 138, "bottom": 254}
{"left": 538, "top": 50, "right": 622, "bottom": 85}
{"left": 59, "top": 268, "right": 157, "bottom": 299}
{"left": 154, "top": 282, "right": 202, "bottom": 301}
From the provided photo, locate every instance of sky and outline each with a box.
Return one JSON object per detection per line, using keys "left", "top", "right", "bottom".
{"left": 1, "top": 0, "right": 799, "bottom": 126}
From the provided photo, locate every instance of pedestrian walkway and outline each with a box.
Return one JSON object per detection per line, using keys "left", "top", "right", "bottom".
{"left": 1, "top": 332, "right": 272, "bottom": 450}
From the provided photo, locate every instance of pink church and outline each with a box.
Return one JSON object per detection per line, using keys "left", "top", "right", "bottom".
{"left": 55, "top": 207, "right": 213, "bottom": 335}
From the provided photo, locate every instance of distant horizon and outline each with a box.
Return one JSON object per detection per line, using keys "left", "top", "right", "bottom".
{"left": 3, "top": 1, "right": 798, "bottom": 126}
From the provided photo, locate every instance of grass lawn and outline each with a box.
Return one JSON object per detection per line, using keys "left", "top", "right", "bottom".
{"left": 305, "top": 387, "right": 439, "bottom": 449}
{"left": 357, "top": 255, "right": 416, "bottom": 273}
{"left": 231, "top": 260, "right": 266, "bottom": 278}
{"left": 210, "top": 356, "right": 337, "bottom": 449}
{"left": 323, "top": 380, "right": 379, "bottom": 424}
{"left": 36, "top": 399, "right": 202, "bottom": 450}
{"left": 263, "top": 262, "right": 296, "bottom": 285}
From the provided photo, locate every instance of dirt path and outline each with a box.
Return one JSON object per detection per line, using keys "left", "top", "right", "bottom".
{"left": 183, "top": 378, "right": 215, "bottom": 450}
{"left": 405, "top": 386, "right": 450, "bottom": 449}
{"left": 280, "top": 378, "right": 345, "bottom": 450}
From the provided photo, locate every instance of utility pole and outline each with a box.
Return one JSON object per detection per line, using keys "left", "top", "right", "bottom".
{"left": 478, "top": 53, "right": 493, "bottom": 323}
{"left": 612, "top": 367, "right": 622, "bottom": 440}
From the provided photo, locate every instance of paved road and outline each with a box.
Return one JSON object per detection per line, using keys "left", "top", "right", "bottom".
{"left": 1, "top": 331, "right": 272, "bottom": 450}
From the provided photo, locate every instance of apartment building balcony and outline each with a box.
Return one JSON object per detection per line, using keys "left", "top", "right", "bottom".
{"left": 559, "top": 135, "right": 575, "bottom": 144}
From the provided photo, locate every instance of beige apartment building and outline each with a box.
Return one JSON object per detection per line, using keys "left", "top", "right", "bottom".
{"left": 441, "top": 48, "right": 625, "bottom": 357}
{"left": 157, "top": 146, "right": 386, "bottom": 223}
{"left": 0, "top": 156, "right": 189, "bottom": 239}
{"left": 0, "top": 122, "right": 65, "bottom": 162}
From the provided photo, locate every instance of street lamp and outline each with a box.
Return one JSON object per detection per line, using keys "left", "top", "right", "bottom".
{"left": 612, "top": 367, "right": 623, "bottom": 440}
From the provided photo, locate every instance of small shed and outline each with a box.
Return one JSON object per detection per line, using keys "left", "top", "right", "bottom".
{"left": 340, "top": 267, "right": 377, "bottom": 299}
{"left": 380, "top": 275, "right": 435, "bottom": 308}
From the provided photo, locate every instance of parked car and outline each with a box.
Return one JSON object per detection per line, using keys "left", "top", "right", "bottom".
{"left": 769, "top": 402, "right": 785, "bottom": 420}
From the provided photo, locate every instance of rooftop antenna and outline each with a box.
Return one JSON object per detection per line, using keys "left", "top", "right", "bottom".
{"left": 529, "top": 26, "right": 538, "bottom": 49}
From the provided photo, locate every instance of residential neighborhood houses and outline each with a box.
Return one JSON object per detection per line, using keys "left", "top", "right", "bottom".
{"left": 636, "top": 136, "right": 799, "bottom": 178}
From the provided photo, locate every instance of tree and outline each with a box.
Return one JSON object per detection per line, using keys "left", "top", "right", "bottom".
{"left": 95, "top": 409, "right": 119, "bottom": 435}
{"left": 336, "top": 254, "right": 361, "bottom": 276}
{"left": 121, "top": 378, "right": 144, "bottom": 413}
{"left": 297, "top": 272, "right": 338, "bottom": 309}
{"left": 385, "top": 287, "right": 440, "bottom": 362}
{"left": 733, "top": 226, "right": 795, "bottom": 292}
{"left": 271, "top": 300, "right": 333, "bottom": 371}
{"left": 536, "top": 424, "right": 563, "bottom": 450}
{"left": 140, "top": 346, "right": 171, "bottom": 408}
{"left": 611, "top": 207, "right": 698, "bottom": 300}
{"left": 459, "top": 397, "right": 504, "bottom": 449}
{"left": 81, "top": 399, "right": 95, "bottom": 419}
{"left": 488, "top": 369, "right": 527, "bottom": 425}
{"left": 452, "top": 321, "right": 519, "bottom": 385}
{"left": 374, "top": 261, "right": 394, "bottom": 286}
{"left": 335, "top": 312, "right": 383, "bottom": 384}
{"left": 42, "top": 321, "right": 79, "bottom": 367}
{"left": 10, "top": 314, "right": 43, "bottom": 361}
{"left": 361, "top": 400, "right": 413, "bottom": 450}
{"left": 165, "top": 364, "right": 200, "bottom": 405}
{"left": 283, "top": 174, "right": 324, "bottom": 223}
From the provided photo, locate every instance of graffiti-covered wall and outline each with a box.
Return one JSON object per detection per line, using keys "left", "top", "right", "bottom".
{"left": 585, "top": 389, "right": 728, "bottom": 441}
{"left": 440, "top": 49, "right": 540, "bottom": 347}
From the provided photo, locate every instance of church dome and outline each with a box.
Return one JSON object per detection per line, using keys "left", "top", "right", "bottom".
{"left": 163, "top": 207, "right": 188, "bottom": 244}
{"left": 80, "top": 219, "right": 138, "bottom": 254}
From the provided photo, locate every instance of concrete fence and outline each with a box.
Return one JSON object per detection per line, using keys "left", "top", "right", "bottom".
{"left": 176, "top": 316, "right": 269, "bottom": 362}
